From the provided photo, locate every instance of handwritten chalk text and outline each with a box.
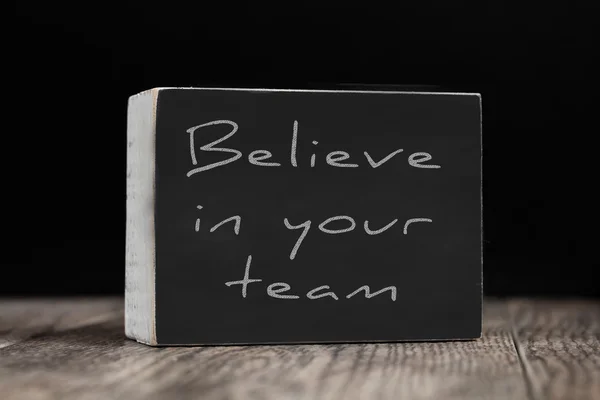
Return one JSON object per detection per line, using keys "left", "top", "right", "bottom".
{"left": 186, "top": 120, "right": 441, "bottom": 177}
{"left": 285, "top": 215, "right": 432, "bottom": 260}
{"left": 225, "top": 256, "right": 397, "bottom": 301}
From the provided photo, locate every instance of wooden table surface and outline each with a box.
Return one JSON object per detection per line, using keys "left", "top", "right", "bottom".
{"left": 0, "top": 298, "right": 598, "bottom": 400}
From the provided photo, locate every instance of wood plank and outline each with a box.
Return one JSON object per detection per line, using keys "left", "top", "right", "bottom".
{"left": 0, "top": 298, "right": 527, "bottom": 400}
{"left": 509, "top": 299, "right": 600, "bottom": 400}
{"left": 0, "top": 298, "right": 122, "bottom": 349}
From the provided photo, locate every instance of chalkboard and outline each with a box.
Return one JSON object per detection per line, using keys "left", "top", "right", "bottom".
{"left": 126, "top": 87, "right": 482, "bottom": 346}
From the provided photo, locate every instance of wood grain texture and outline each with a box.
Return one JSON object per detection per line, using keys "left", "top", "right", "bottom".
{"left": 0, "top": 298, "right": 598, "bottom": 400}
{"left": 509, "top": 299, "right": 600, "bottom": 400}
{"left": 0, "top": 298, "right": 122, "bottom": 350}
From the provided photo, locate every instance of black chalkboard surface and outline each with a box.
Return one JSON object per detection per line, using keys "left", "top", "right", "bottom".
{"left": 126, "top": 88, "right": 482, "bottom": 346}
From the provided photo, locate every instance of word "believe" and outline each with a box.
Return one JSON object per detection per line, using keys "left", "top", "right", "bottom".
{"left": 185, "top": 120, "right": 441, "bottom": 177}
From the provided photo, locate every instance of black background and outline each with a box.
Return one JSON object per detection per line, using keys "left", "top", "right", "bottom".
{"left": 6, "top": 1, "right": 599, "bottom": 297}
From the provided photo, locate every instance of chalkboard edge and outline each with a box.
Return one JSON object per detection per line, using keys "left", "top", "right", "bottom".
{"left": 131, "top": 335, "right": 482, "bottom": 348}
{"left": 479, "top": 94, "right": 484, "bottom": 336}
{"left": 125, "top": 88, "right": 159, "bottom": 346}
{"left": 132, "top": 87, "right": 482, "bottom": 97}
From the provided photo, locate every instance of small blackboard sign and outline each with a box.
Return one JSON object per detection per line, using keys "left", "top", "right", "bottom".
{"left": 126, "top": 87, "right": 482, "bottom": 346}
